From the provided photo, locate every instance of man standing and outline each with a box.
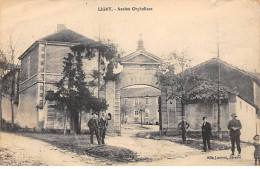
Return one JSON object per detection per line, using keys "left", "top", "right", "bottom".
{"left": 202, "top": 116, "right": 212, "bottom": 152}
{"left": 99, "top": 112, "right": 108, "bottom": 145}
{"left": 228, "top": 113, "right": 242, "bottom": 156}
{"left": 87, "top": 112, "right": 100, "bottom": 145}
{"left": 178, "top": 116, "right": 190, "bottom": 143}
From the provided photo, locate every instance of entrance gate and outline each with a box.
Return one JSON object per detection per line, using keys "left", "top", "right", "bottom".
{"left": 105, "top": 39, "right": 162, "bottom": 134}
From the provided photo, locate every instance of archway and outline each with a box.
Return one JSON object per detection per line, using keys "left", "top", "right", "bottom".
{"left": 105, "top": 37, "right": 163, "bottom": 134}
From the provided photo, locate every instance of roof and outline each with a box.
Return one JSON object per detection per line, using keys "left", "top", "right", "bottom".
{"left": 39, "top": 29, "right": 95, "bottom": 44}
{"left": 121, "top": 87, "right": 161, "bottom": 98}
{"left": 120, "top": 49, "right": 163, "bottom": 64}
{"left": 185, "top": 58, "right": 260, "bottom": 85}
{"left": 19, "top": 29, "right": 96, "bottom": 60}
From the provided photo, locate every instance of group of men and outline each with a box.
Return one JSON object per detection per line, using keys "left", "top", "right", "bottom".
{"left": 87, "top": 112, "right": 108, "bottom": 145}
{"left": 178, "top": 113, "right": 242, "bottom": 155}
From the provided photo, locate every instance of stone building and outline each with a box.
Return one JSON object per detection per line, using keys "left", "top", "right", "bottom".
{"left": 121, "top": 86, "right": 160, "bottom": 124}
{"left": 17, "top": 25, "right": 100, "bottom": 130}
{"left": 161, "top": 58, "right": 260, "bottom": 141}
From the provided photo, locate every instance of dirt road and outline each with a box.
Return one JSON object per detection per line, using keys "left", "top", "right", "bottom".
{"left": 0, "top": 132, "right": 108, "bottom": 166}
{"left": 106, "top": 124, "right": 255, "bottom": 166}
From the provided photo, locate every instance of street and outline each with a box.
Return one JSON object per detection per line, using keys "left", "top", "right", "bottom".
{"left": 0, "top": 125, "right": 256, "bottom": 166}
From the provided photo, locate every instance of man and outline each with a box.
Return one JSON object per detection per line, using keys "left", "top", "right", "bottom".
{"left": 228, "top": 113, "right": 242, "bottom": 156}
{"left": 202, "top": 116, "right": 212, "bottom": 152}
{"left": 99, "top": 112, "right": 108, "bottom": 145}
{"left": 178, "top": 116, "right": 190, "bottom": 143}
{"left": 87, "top": 112, "right": 100, "bottom": 145}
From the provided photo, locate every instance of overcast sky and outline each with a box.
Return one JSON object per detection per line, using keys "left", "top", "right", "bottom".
{"left": 0, "top": 0, "right": 259, "bottom": 73}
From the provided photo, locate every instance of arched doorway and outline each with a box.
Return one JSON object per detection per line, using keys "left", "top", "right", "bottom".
{"left": 105, "top": 37, "right": 163, "bottom": 134}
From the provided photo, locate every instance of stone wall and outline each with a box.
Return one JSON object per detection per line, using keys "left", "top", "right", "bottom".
{"left": 17, "top": 84, "right": 38, "bottom": 128}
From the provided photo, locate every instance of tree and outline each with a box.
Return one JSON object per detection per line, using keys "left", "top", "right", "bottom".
{"left": 52, "top": 45, "right": 108, "bottom": 134}
{"left": 156, "top": 51, "right": 234, "bottom": 120}
{"left": 0, "top": 49, "right": 8, "bottom": 128}
{"left": 120, "top": 104, "right": 129, "bottom": 124}
{"left": 135, "top": 102, "right": 145, "bottom": 127}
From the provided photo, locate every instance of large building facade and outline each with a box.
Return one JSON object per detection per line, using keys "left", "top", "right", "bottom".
{"left": 17, "top": 25, "right": 100, "bottom": 130}
{"left": 121, "top": 87, "right": 160, "bottom": 125}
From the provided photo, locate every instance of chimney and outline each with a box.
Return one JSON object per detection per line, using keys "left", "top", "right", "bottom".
{"left": 57, "top": 24, "right": 66, "bottom": 32}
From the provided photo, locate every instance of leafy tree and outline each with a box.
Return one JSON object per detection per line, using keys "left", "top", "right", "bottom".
{"left": 156, "top": 51, "right": 234, "bottom": 121}
{"left": 120, "top": 103, "right": 130, "bottom": 124}
{"left": 135, "top": 102, "right": 145, "bottom": 126}
{"left": 52, "top": 45, "right": 108, "bottom": 134}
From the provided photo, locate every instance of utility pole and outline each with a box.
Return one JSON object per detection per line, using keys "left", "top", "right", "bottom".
{"left": 10, "top": 49, "right": 15, "bottom": 124}
{"left": 216, "top": 24, "right": 221, "bottom": 138}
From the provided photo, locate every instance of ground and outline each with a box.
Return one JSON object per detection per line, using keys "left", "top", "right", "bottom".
{"left": 0, "top": 124, "right": 256, "bottom": 166}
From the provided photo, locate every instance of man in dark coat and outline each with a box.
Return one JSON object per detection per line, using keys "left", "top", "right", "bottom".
{"left": 202, "top": 116, "right": 212, "bottom": 152}
{"left": 178, "top": 116, "right": 190, "bottom": 143}
{"left": 99, "top": 112, "right": 108, "bottom": 145}
{"left": 87, "top": 112, "right": 100, "bottom": 145}
{"left": 228, "top": 113, "right": 242, "bottom": 156}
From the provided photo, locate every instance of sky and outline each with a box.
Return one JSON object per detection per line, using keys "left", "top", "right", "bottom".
{"left": 0, "top": 0, "right": 259, "bottom": 73}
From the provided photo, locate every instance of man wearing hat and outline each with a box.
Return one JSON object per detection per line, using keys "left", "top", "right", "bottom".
{"left": 228, "top": 113, "right": 242, "bottom": 156}
{"left": 178, "top": 116, "right": 190, "bottom": 143}
{"left": 87, "top": 112, "right": 101, "bottom": 145}
{"left": 202, "top": 116, "right": 212, "bottom": 152}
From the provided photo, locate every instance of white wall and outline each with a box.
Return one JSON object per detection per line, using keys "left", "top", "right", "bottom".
{"left": 235, "top": 96, "right": 257, "bottom": 142}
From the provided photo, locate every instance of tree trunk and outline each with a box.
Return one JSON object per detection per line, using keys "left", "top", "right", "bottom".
{"left": 78, "top": 111, "right": 81, "bottom": 134}
{"left": 10, "top": 98, "right": 14, "bottom": 124}
{"left": 0, "top": 82, "right": 3, "bottom": 129}
{"left": 11, "top": 71, "right": 15, "bottom": 124}
{"left": 140, "top": 110, "right": 143, "bottom": 127}
{"left": 181, "top": 95, "right": 185, "bottom": 117}
{"left": 70, "top": 109, "right": 80, "bottom": 135}
{"left": 63, "top": 111, "right": 68, "bottom": 135}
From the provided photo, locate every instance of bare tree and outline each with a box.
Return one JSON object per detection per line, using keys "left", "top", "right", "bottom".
{"left": 0, "top": 49, "right": 8, "bottom": 128}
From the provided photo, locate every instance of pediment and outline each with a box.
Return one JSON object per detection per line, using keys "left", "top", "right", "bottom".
{"left": 121, "top": 50, "right": 162, "bottom": 64}
{"left": 126, "top": 54, "right": 157, "bottom": 63}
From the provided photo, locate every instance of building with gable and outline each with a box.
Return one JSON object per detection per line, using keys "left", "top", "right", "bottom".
{"left": 118, "top": 38, "right": 162, "bottom": 125}
{"left": 161, "top": 58, "right": 260, "bottom": 141}
{"left": 17, "top": 25, "right": 100, "bottom": 130}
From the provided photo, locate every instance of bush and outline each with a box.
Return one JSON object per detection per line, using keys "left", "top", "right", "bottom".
{"left": 1, "top": 120, "right": 21, "bottom": 132}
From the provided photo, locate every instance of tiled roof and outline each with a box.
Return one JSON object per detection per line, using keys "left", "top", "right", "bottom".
{"left": 40, "top": 29, "right": 95, "bottom": 44}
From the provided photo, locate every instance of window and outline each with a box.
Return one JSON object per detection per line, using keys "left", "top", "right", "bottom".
{"left": 41, "top": 74, "right": 44, "bottom": 80}
{"left": 40, "top": 86, "right": 44, "bottom": 90}
{"left": 145, "top": 109, "right": 150, "bottom": 118}
{"left": 41, "top": 47, "right": 45, "bottom": 52}
{"left": 40, "top": 93, "right": 43, "bottom": 97}
{"left": 41, "top": 61, "right": 44, "bottom": 65}
{"left": 27, "top": 56, "right": 30, "bottom": 78}
{"left": 135, "top": 110, "right": 139, "bottom": 116}
{"left": 39, "top": 100, "right": 43, "bottom": 106}
{"left": 41, "top": 54, "right": 45, "bottom": 58}
{"left": 145, "top": 97, "right": 149, "bottom": 105}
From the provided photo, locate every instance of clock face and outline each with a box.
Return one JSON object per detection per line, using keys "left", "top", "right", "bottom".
{"left": 107, "top": 87, "right": 114, "bottom": 95}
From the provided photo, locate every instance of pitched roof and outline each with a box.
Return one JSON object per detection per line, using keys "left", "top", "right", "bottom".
{"left": 185, "top": 58, "right": 260, "bottom": 85}
{"left": 39, "top": 29, "right": 95, "bottom": 44}
{"left": 19, "top": 29, "right": 96, "bottom": 60}
{"left": 120, "top": 49, "right": 163, "bottom": 64}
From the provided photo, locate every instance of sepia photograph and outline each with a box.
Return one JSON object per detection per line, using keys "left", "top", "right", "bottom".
{"left": 0, "top": 0, "right": 259, "bottom": 166}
